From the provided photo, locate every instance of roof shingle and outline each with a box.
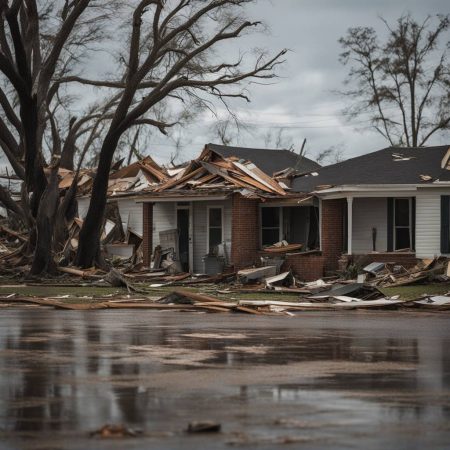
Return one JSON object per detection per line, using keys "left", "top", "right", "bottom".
{"left": 292, "top": 145, "right": 450, "bottom": 193}
{"left": 206, "top": 143, "right": 321, "bottom": 176}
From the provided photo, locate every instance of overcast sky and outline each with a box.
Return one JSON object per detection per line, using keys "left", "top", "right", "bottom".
{"left": 147, "top": 0, "right": 450, "bottom": 165}
{"left": 1, "top": 0, "right": 448, "bottom": 172}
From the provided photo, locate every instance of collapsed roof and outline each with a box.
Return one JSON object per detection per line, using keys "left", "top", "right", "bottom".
{"left": 153, "top": 146, "right": 290, "bottom": 199}
{"left": 292, "top": 145, "right": 450, "bottom": 193}
{"left": 205, "top": 143, "right": 321, "bottom": 176}
{"left": 58, "top": 156, "right": 168, "bottom": 197}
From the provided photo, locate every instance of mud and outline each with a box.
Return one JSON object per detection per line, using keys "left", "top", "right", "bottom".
{"left": 0, "top": 309, "right": 449, "bottom": 449}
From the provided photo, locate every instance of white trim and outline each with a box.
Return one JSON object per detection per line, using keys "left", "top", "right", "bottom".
{"left": 347, "top": 196, "right": 353, "bottom": 255}
{"left": 138, "top": 195, "right": 229, "bottom": 203}
{"left": 316, "top": 191, "right": 418, "bottom": 200}
{"left": 206, "top": 205, "right": 224, "bottom": 253}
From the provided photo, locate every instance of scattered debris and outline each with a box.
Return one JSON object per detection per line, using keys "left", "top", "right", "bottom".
{"left": 90, "top": 424, "right": 142, "bottom": 438}
{"left": 186, "top": 421, "right": 221, "bottom": 433}
{"left": 237, "top": 266, "right": 277, "bottom": 282}
{"left": 263, "top": 241, "right": 303, "bottom": 254}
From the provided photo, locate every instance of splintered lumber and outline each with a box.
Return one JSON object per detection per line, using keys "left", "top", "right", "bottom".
{"left": 58, "top": 266, "right": 101, "bottom": 278}
{"left": 238, "top": 266, "right": 277, "bottom": 281}
{"left": 0, "top": 225, "right": 28, "bottom": 242}
{"left": 172, "top": 289, "right": 227, "bottom": 304}
{"left": 0, "top": 297, "right": 109, "bottom": 310}
{"left": 234, "top": 305, "right": 263, "bottom": 315}
{"left": 105, "top": 268, "right": 136, "bottom": 291}
{"left": 231, "top": 160, "right": 286, "bottom": 195}
{"left": 167, "top": 290, "right": 266, "bottom": 314}
{"left": 263, "top": 244, "right": 303, "bottom": 254}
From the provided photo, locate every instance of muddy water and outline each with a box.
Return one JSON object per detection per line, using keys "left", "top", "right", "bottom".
{"left": 0, "top": 309, "right": 449, "bottom": 449}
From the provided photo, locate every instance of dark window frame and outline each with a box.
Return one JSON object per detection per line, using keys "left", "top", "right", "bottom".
{"left": 207, "top": 206, "right": 223, "bottom": 254}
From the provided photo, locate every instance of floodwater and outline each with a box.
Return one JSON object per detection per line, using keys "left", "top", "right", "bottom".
{"left": 0, "top": 309, "right": 449, "bottom": 449}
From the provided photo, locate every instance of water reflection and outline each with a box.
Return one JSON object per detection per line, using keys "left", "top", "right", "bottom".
{"left": 0, "top": 309, "right": 449, "bottom": 447}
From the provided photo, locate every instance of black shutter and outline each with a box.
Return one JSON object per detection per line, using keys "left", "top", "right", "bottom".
{"left": 411, "top": 197, "right": 416, "bottom": 251}
{"left": 440, "top": 196, "right": 450, "bottom": 254}
{"left": 387, "top": 198, "right": 394, "bottom": 252}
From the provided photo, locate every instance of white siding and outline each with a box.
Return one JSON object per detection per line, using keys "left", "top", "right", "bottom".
{"left": 352, "top": 198, "right": 388, "bottom": 254}
{"left": 152, "top": 202, "right": 176, "bottom": 248}
{"left": 77, "top": 197, "right": 90, "bottom": 218}
{"left": 116, "top": 198, "right": 143, "bottom": 237}
{"left": 415, "top": 188, "right": 450, "bottom": 258}
{"left": 192, "top": 199, "right": 232, "bottom": 273}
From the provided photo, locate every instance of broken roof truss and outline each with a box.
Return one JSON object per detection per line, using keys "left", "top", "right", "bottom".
{"left": 154, "top": 146, "right": 288, "bottom": 199}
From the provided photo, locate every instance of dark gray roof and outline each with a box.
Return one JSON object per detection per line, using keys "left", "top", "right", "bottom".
{"left": 292, "top": 145, "right": 450, "bottom": 193}
{"left": 206, "top": 143, "right": 321, "bottom": 176}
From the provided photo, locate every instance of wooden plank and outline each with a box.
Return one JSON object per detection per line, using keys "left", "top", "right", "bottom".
{"left": 232, "top": 161, "right": 286, "bottom": 195}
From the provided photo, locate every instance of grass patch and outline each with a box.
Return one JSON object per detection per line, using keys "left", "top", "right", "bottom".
{"left": 380, "top": 283, "right": 450, "bottom": 300}
{"left": 0, "top": 285, "right": 125, "bottom": 298}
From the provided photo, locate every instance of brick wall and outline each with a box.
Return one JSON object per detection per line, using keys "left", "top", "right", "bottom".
{"left": 231, "top": 194, "right": 260, "bottom": 269}
{"left": 142, "top": 202, "right": 153, "bottom": 267}
{"left": 321, "top": 199, "right": 345, "bottom": 272}
{"left": 283, "top": 252, "right": 325, "bottom": 281}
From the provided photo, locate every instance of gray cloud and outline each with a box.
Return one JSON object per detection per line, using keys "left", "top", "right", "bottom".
{"left": 150, "top": 0, "right": 449, "bottom": 164}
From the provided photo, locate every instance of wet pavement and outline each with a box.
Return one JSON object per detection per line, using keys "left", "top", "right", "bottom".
{"left": 0, "top": 309, "right": 449, "bottom": 449}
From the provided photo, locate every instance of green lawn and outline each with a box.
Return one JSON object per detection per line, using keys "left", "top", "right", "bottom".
{"left": 380, "top": 283, "right": 450, "bottom": 300}
{"left": 1, "top": 278, "right": 448, "bottom": 303}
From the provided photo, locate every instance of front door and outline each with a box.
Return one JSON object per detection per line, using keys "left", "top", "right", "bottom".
{"left": 177, "top": 208, "right": 190, "bottom": 272}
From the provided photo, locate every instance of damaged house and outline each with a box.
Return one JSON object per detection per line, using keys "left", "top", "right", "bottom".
{"left": 291, "top": 145, "right": 450, "bottom": 280}
{"left": 139, "top": 144, "right": 321, "bottom": 274}
{"left": 76, "top": 156, "right": 169, "bottom": 258}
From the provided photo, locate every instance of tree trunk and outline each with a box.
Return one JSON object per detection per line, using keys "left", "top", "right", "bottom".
{"left": 60, "top": 137, "right": 76, "bottom": 170}
{"left": 53, "top": 176, "right": 78, "bottom": 253}
{"left": 75, "top": 133, "right": 120, "bottom": 268}
{"left": 30, "top": 167, "right": 60, "bottom": 275}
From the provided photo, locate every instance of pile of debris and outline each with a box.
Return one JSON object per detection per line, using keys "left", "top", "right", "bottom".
{"left": 360, "top": 257, "right": 450, "bottom": 287}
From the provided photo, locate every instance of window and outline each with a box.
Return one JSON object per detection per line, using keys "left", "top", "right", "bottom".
{"left": 261, "top": 207, "right": 281, "bottom": 246}
{"left": 394, "top": 198, "right": 411, "bottom": 250}
{"left": 207, "top": 207, "right": 223, "bottom": 253}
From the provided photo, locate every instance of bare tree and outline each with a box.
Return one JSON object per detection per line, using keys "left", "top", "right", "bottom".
{"left": 71, "top": 0, "right": 286, "bottom": 268}
{"left": 263, "top": 127, "right": 295, "bottom": 150}
{"left": 339, "top": 14, "right": 450, "bottom": 147}
{"left": 314, "top": 145, "right": 345, "bottom": 166}
{"left": 0, "top": 0, "right": 118, "bottom": 274}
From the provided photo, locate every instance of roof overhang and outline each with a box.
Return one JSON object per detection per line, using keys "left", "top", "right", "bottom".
{"left": 312, "top": 184, "right": 418, "bottom": 199}
{"left": 312, "top": 182, "right": 450, "bottom": 199}
{"left": 136, "top": 194, "right": 231, "bottom": 203}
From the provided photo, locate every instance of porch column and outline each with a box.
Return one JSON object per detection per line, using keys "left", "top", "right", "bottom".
{"left": 347, "top": 196, "right": 353, "bottom": 255}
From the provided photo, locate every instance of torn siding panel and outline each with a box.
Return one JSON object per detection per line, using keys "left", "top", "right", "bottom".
{"left": 352, "top": 198, "right": 388, "bottom": 254}
{"left": 117, "top": 199, "right": 143, "bottom": 237}
{"left": 152, "top": 202, "right": 176, "bottom": 249}
{"left": 77, "top": 197, "right": 90, "bottom": 219}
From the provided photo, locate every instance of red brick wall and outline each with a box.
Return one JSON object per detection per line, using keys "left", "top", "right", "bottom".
{"left": 321, "top": 199, "right": 345, "bottom": 272}
{"left": 283, "top": 252, "right": 325, "bottom": 281}
{"left": 231, "top": 194, "right": 260, "bottom": 269}
{"left": 142, "top": 202, "right": 153, "bottom": 267}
